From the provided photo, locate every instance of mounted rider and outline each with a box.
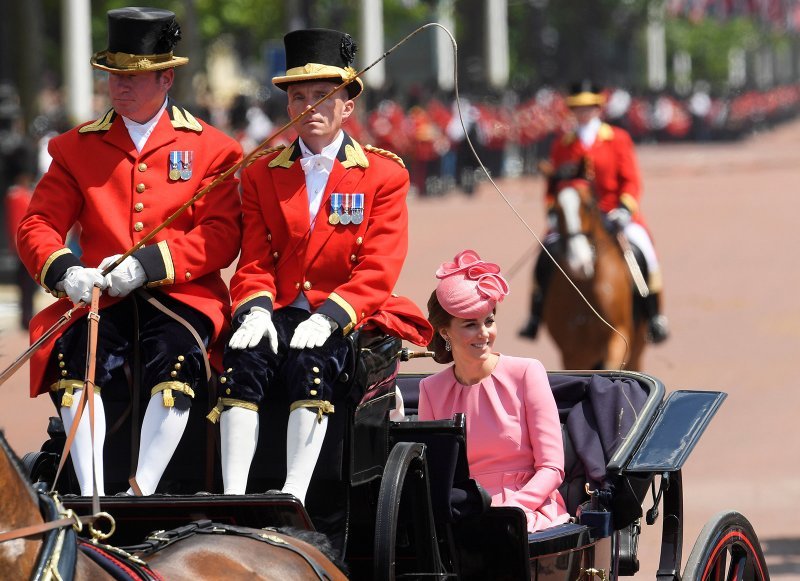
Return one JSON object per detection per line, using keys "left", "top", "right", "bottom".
{"left": 519, "top": 80, "right": 669, "bottom": 344}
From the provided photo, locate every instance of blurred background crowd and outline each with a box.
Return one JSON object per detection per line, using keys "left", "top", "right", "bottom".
{"left": 2, "top": 0, "right": 800, "bottom": 296}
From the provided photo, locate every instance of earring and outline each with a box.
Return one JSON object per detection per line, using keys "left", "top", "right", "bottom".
{"left": 444, "top": 338, "right": 451, "bottom": 352}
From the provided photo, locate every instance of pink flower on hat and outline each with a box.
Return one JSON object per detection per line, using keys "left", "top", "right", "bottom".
{"left": 435, "top": 250, "right": 509, "bottom": 318}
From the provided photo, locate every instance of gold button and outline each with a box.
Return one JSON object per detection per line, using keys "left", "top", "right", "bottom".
{"left": 220, "top": 376, "right": 227, "bottom": 384}
{"left": 134, "top": 222, "right": 144, "bottom": 232}
{"left": 295, "top": 282, "right": 300, "bottom": 289}
{"left": 226, "top": 388, "right": 231, "bottom": 395}
{"left": 61, "top": 370, "right": 67, "bottom": 377}
{"left": 356, "top": 237, "right": 363, "bottom": 245}
{"left": 59, "top": 361, "right": 65, "bottom": 368}
{"left": 178, "top": 355, "right": 185, "bottom": 362}
{"left": 312, "top": 366, "right": 319, "bottom": 373}
{"left": 226, "top": 367, "right": 232, "bottom": 372}
{"left": 267, "top": 233, "right": 272, "bottom": 241}
{"left": 314, "top": 378, "right": 321, "bottom": 385}
{"left": 303, "top": 281, "right": 311, "bottom": 291}
{"left": 58, "top": 353, "right": 64, "bottom": 360}
{"left": 134, "top": 202, "right": 144, "bottom": 212}
{"left": 174, "top": 363, "right": 181, "bottom": 370}
{"left": 350, "top": 254, "right": 357, "bottom": 262}
{"left": 136, "top": 183, "right": 146, "bottom": 193}
{"left": 170, "top": 370, "right": 178, "bottom": 378}
{"left": 138, "top": 163, "right": 147, "bottom": 172}
{"left": 185, "top": 272, "right": 192, "bottom": 280}
{"left": 310, "top": 390, "right": 318, "bottom": 396}
{"left": 273, "top": 251, "right": 279, "bottom": 259}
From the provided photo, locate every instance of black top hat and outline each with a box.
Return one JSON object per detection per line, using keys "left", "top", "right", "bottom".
{"left": 91, "top": 7, "right": 188, "bottom": 74}
{"left": 272, "top": 28, "right": 363, "bottom": 99}
{"left": 565, "top": 79, "right": 605, "bottom": 108}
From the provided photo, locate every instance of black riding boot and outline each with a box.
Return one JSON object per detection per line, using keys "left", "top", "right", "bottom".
{"left": 644, "top": 292, "right": 669, "bottom": 344}
{"left": 519, "top": 250, "right": 554, "bottom": 340}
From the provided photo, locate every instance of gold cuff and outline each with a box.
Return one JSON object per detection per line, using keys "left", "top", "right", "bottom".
{"left": 151, "top": 381, "right": 195, "bottom": 408}
{"left": 290, "top": 400, "right": 335, "bottom": 423}
{"left": 50, "top": 379, "right": 101, "bottom": 408}
{"left": 205, "top": 397, "right": 259, "bottom": 424}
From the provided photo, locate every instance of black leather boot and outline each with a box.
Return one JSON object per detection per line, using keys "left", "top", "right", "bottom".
{"left": 519, "top": 289, "right": 544, "bottom": 340}
{"left": 645, "top": 293, "right": 669, "bottom": 344}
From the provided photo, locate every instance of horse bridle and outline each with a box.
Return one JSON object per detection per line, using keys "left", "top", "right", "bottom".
{"left": 0, "top": 485, "right": 101, "bottom": 581}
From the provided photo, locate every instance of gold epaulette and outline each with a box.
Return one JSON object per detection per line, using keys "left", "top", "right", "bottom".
{"left": 247, "top": 145, "right": 286, "bottom": 167}
{"left": 364, "top": 144, "right": 405, "bottom": 168}
{"left": 78, "top": 109, "right": 115, "bottom": 133}
{"left": 170, "top": 106, "right": 203, "bottom": 132}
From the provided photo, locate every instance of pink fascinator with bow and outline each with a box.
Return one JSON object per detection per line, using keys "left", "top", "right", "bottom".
{"left": 435, "top": 249, "right": 509, "bottom": 318}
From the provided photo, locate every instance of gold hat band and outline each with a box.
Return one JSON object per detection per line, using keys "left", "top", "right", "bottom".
{"left": 566, "top": 92, "right": 605, "bottom": 107}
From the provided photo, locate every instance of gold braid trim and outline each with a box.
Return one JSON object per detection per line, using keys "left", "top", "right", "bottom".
{"left": 151, "top": 381, "right": 195, "bottom": 408}
{"left": 40, "top": 248, "right": 73, "bottom": 295}
{"left": 206, "top": 397, "right": 260, "bottom": 423}
{"left": 170, "top": 106, "right": 203, "bottom": 132}
{"left": 268, "top": 145, "right": 295, "bottom": 168}
{"left": 290, "top": 400, "right": 335, "bottom": 423}
{"left": 78, "top": 109, "right": 115, "bottom": 133}
{"left": 50, "top": 379, "right": 101, "bottom": 408}
{"left": 247, "top": 145, "right": 286, "bottom": 168}
{"left": 364, "top": 144, "right": 405, "bottom": 168}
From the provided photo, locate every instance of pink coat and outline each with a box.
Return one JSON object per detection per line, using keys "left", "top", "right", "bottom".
{"left": 418, "top": 355, "right": 571, "bottom": 533}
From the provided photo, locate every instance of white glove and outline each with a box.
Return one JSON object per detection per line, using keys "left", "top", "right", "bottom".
{"left": 99, "top": 254, "right": 147, "bottom": 298}
{"left": 56, "top": 266, "right": 106, "bottom": 305}
{"left": 289, "top": 313, "right": 338, "bottom": 350}
{"left": 607, "top": 207, "right": 632, "bottom": 229}
{"left": 228, "top": 307, "right": 278, "bottom": 353}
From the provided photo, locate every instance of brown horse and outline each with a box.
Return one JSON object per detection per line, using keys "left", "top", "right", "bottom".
{"left": 0, "top": 432, "right": 348, "bottom": 580}
{"left": 542, "top": 177, "right": 647, "bottom": 370}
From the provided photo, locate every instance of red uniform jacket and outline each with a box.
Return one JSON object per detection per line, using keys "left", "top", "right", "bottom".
{"left": 230, "top": 133, "right": 432, "bottom": 346}
{"left": 17, "top": 101, "right": 242, "bottom": 396}
{"left": 547, "top": 123, "right": 644, "bottom": 221}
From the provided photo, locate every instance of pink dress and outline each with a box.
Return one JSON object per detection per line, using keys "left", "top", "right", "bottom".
{"left": 418, "top": 355, "right": 571, "bottom": 533}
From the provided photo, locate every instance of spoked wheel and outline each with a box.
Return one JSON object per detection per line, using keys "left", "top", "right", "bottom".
{"left": 683, "top": 510, "right": 769, "bottom": 581}
{"left": 374, "top": 442, "right": 446, "bottom": 580}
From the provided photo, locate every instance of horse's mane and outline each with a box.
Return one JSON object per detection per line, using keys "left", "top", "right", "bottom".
{"left": 0, "top": 430, "right": 41, "bottom": 505}
{"left": 276, "top": 526, "right": 349, "bottom": 576}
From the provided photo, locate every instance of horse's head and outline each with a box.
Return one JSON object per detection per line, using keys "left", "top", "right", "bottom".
{"left": 551, "top": 177, "right": 603, "bottom": 280}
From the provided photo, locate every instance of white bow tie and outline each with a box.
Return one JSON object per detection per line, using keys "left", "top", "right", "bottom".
{"left": 300, "top": 154, "right": 334, "bottom": 175}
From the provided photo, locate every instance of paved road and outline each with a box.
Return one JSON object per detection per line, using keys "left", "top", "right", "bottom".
{"left": 2, "top": 118, "right": 799, "bottom": 577}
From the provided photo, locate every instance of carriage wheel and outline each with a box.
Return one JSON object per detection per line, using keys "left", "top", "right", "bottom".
{"left": 374, "top": 442, "right": 443, "bottom": 580}
{"left": 682, "top": 510, "right": 769, "bottom": 581}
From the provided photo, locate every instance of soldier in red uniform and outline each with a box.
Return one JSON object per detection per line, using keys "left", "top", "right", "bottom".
{"left": 209, "top": 29, "right": 431, "bottom": 502}
{"left": 519, "top": 81, "right": 668, "bottom": 344}
{"left": 16, "top": 7, "right": 242, "bottom": 496}
{"left": 4, "top": 142, "right": 38, "bottom": 330}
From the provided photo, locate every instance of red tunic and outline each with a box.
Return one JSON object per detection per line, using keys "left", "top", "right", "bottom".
{"left": 230, "top": 133, "right": 432, "bottom": 346}
{"left": 547, "top": 123, "right": 643, "bottom": 221}
{"left": 17, "top": 103, "right": 243, "bottom": 396}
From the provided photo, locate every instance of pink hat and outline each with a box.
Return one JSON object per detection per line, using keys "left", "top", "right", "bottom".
{"left": 435, "top": 250, "right": 509, "bottom": 318}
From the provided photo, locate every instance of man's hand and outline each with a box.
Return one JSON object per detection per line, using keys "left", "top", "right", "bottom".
{"left": 607, "top": 207, "right": 632, "bottom": 230}
{"left": 289, "top": 313, "right": 338, "bottom": 350}
{"left": 56, "top": 266, "right": 107, "bottom": 305}
{"left": 99, "top": 254, "right": 147, "bottom": 297}
{"left": 228, "top": 307, "right": 278, "bottom": 353}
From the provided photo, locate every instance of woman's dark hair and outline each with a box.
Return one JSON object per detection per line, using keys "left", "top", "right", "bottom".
{"left": 427, "top": 290, "right": 454, "bottom": 364}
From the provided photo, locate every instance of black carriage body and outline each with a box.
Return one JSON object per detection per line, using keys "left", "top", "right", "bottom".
{"left": 27, "top": 366, "right": 747, "bottom": 580}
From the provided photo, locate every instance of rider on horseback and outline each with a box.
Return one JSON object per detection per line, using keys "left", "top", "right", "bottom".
{"left": 519, "top": 80, "right": 669, "bottom": 344}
